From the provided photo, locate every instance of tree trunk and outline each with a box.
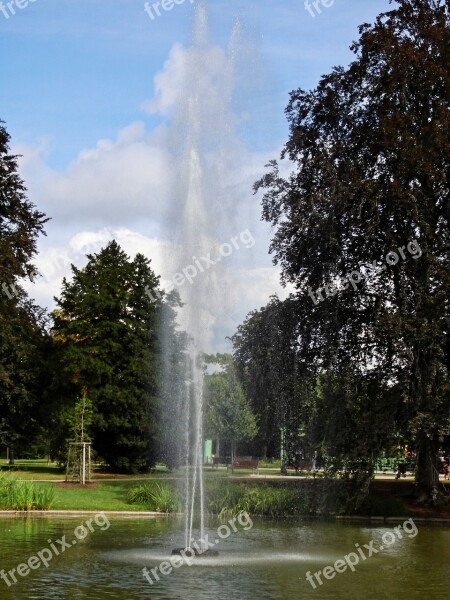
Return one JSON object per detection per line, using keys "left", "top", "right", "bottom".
{"left": 8, "top": 448, "right": 15, "bottom": 466}
{"left": 216, "top": 439, "right": 220, "bottom": 460}
{"left": 415, "top": 432, "right": 440, "bottom": 503}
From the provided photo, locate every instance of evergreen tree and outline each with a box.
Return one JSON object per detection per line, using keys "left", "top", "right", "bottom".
{"left": 157, "top": 290, "right": 189, "bottom": 468}
{"left": 0, "top": 121, "right": 48, "bottom": 462}
{"left": 52, "top": 241, "right": 163, "bottom": 473}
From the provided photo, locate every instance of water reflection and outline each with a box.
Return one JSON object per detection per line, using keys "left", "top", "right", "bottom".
{"left": 0, "top": 517, "right": 448, "bottom": 599}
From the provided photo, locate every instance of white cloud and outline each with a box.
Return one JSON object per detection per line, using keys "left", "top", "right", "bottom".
{"left": 16, "top": 122, "right": 173, "bottom": 231}
{"left": 18, "top": 34, "right": 288, "bottom": 348}
{"left": 141, "top": 43, "right": 188, "bottom": 116}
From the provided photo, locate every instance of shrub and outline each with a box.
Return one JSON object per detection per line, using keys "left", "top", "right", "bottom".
{"left": 127, "top": 482, "right": 181, "bottom": 513}
{"left": 206, "top": 480, "right": 297, "bottom": 517}
{"left": 0, "top": 474, "right": 55, "bottom": 510}
{"left": 206, "top": 480, "right": 244, "bottom": 517}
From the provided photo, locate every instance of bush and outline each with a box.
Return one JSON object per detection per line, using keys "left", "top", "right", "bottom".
{"left": 206, "top": 480, "right": 245, "bottom": 517}
{"left": 127, "top": 482, "right": 181, "bottom": 513}
{"left": 206, "top": 480, "right": 297, "bottom": 517}
{"left": 126, "top": 478, "right": 366, "bottom": 518}
{"left": 0, "top": 474, "right": 55, "bottom": 510}
{"left": 236, "top": 485, "right": 297, "bottom": 517}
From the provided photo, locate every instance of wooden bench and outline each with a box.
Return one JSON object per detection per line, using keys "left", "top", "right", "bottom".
{"left": 227, "top": 458, "right": 259, "bottom": 473}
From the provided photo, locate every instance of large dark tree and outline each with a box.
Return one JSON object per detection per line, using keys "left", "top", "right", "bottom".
{"left": 0, "top": 122, "right": 49, "bottom": 461}
{"left": 232, "top": 297, "right": 310, "bottom": 460}
{"left": 233, "top": 296, "right": 399, "bottom": 491}
{"left": 52, "top": 241, "right": 163, "bottom": 473}
{"left": 256, "top": 0, "right": 450, "bottom": 500}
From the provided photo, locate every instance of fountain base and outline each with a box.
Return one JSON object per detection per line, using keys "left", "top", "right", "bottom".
{"left": 172, "top": 548, "right": 219, "bottom": 557}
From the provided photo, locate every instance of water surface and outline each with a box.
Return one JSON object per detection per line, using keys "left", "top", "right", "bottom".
{"left": 0, "top": 516, "right": 447, "bottom": 599}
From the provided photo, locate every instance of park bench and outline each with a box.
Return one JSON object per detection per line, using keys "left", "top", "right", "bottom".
{"left": 227, "top": 458, "right": 259, "bottom": 473}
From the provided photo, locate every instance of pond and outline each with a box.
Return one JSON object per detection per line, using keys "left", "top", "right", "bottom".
{"left": 0, "top": 515, "right": 448, "bottom": 599}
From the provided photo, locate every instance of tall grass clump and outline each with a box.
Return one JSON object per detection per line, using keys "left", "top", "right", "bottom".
{"left": 206, "top": 480, "right": 297, "bottom": 517}
{"left": 206, "top": 479, "right": 245, "bottom": 517}
{"left": 127, "top": 482, "right": 181, "bottom": 513}
{"left": 237, "top": 485, "right": 297, "bottom": 517}
{"left": 0, "top": 474, "right": 55, "bottom": 510}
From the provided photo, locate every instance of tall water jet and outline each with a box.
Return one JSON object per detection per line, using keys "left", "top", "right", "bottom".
{"left": 169, "top": 7, "right": 217, "bottom": 554}
{"left": 180, "top": 145, "right": 207, "bottom": 551}
{"left": 159, "top": 4, "right": 254, "bottom": 554}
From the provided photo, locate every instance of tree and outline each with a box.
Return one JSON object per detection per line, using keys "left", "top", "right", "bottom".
{"left": 255, "top": 0, "right": 450, "bottom": 500}
{"left": 156, "top": 290, "right": 190, "bottom": 468}
{"left": 65, "top": 390, "right": 94, "bottom": 483}
{"left": 203, "top": 353, "right": 258, "bottom": 461}
{"left": 0, "top": 121, "right": 49, "bottom": 462}
{"left": 232, "top": 297, "right": 311, "bottom": 460}
{"left": 52, "top": 241, "right": 163, "bottom": 473}
{"left": 0, "top": 122, "right": 47, "bottom": 285}
{"left": 68, "top": 390, "right": 93, "bottom": 443}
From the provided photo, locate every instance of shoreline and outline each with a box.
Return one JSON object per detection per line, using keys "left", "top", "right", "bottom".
{"left": 0, "top": 510, "right": 450, "bottom": 525}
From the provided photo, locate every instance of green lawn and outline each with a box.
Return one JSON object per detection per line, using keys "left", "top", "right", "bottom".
{"left": 45, "top": 481, "right": 153, "bottom": 512}
{"left": 0, "top": 459, "right": 173, "bottom": 481}
{"left": 0, "top": 459, "right": 65, "bottom": 480}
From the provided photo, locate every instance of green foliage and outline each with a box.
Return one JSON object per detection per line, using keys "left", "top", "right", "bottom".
{"left": 51, "top": 241, "right": 167, "bottom": 473}
{"left": 0, "top": 122, "right": 48, "bottom": 283}
{"left": 156, "top": 291, "right": 189, "bottom": 469}
{"left": 234, "top": 486, "right": 296, "bottom": 518}
{"left": 253, "top": 0, "right": 450, "bottom": 498}
{"left": 67, "top": 391, "right": 93, "bottom": 443}
{"left": 311, "top": 372, "right": 397, "bottom": 478}
{"left": 0, "top": 121, "right": 50, "bottom": 459}
{"left": 232, "top": 298, "right": 315, "bottom": 460}
{"left": 0, "top": 474, "right": 55, "bottom": 510}
{"left": 206, "top": 478, "right": 345, "bottom": 518}
{"left": 204, "top": 354, "right": 258, "bottom": 456}
{"left": 127, "top": 481, "right": 181, "bottom": 513}
{"left": 206, "top": 479, "right": 245, "bottom": 517}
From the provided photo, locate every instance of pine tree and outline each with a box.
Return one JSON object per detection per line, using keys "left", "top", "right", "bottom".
{"left": 52, "top": 241, "right": 163, "bottom": 473}
{"left": 0, "top": 121, "right": 48, "bottom": 462}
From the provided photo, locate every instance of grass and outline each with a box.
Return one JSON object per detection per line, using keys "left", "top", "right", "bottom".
{"left": 206, "top": 480, "right": 297, "bottom": 517}
{"left": 0, "top": 459, "right": 65, "bottom": 480}
{"left": 50, "top": 481, "right": 152, "bottom": 511}
{"left": 127, "top": 481, "right": 182, "bottom": 512}
{"left": 0, "top": 458, "right": 174, "bottom": 481}
{"left": 1, "top": 477, "right": 409, "bottom": 517}
{"left": 0, "top": 460, "right": 419, "bottom": 517}
{"left": 0, "top": 474, "right": 55, "bottom": 510}
{"left": 0, "top": 479, "right": 160, "bottom": 512}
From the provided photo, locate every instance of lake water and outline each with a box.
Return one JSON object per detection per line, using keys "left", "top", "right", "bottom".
{"left": 0, "top": 516, "right": 448, "bottom": 599}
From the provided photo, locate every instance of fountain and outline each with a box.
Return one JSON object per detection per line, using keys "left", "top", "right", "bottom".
{"left": 163, "top": 4, "right": 238, "bottom": 558}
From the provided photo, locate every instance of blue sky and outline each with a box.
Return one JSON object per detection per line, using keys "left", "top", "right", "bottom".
{"left": 0, "top": 0, "right": 393, "bottom": 349}
{"left": 1, "top": 0, "right": 392, "bottom": 168}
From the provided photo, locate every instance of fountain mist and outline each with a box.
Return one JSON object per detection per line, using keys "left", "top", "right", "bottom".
{"left": 160, "top": 4, "right": 253, "bottom": 553}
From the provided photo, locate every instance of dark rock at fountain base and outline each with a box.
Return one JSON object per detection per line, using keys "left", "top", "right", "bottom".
{"left": 171, "top": 548, "right": 219, "bottom": 557}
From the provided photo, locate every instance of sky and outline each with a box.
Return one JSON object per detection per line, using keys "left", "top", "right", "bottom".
{"left": 0, "top": 0, "right": 393, "bottom": 351}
